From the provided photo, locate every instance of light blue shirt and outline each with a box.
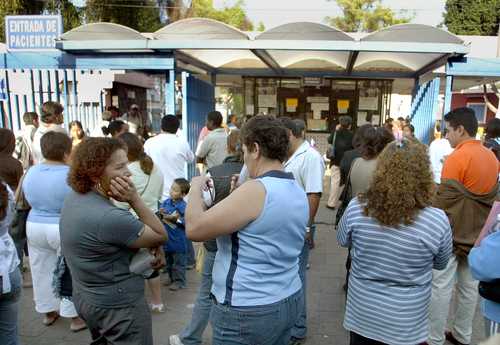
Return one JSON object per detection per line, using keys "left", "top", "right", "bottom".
{"left": 337, "top": 198, "right": 453, "bottom": 344}
{"left": 23, "top": 164, "right": 71, "bottom": 224}
{"left": 211, "top": 171, "right": 309, "bottom": 306}
{"left": 469, "top": 231, "right": 500, "bottom": 323}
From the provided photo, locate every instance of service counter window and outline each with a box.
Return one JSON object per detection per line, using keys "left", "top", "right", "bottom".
{"left": 256, "top": 78, "right": 278, "bottom": 115}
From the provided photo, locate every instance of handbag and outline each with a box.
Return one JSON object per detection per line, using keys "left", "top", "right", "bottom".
{"left": 9, "top": 171, "right": 31, "bottom": 240}
{"left": 335, "top": 158, "right": 357, "bottom": 226}
{"left": 326, "top": 131, "right": 337, "bottom": 160}
{"left": 479, "top": 279, "right": 500, "bottom": 303}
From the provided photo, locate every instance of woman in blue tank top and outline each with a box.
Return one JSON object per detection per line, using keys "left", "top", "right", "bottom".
{"left": 186, "top": 115, "right": 309, "bottom": 345}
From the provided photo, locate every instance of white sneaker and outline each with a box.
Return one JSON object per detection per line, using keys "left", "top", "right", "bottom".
{"left": 169, "top": 335, "right": 184, "bottom": 345}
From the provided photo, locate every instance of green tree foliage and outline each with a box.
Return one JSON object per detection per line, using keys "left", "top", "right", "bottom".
{"left": 166, "top": 0, "right": 255, "bottom": 31}
{"left": 44, "top": 0, "right": 82, "bottom": 32}
{"left": 443, "top": 0, "right": 500, "bottom": 35}
{"left": 325, "top": 0, "right": 411, "bottom": 32}
{"left": 84, "top": 0, "right": 163, "bottom": 32}
{"left": 257, "top": 21, "right": 265, "bottom": 32}
{"left": 190, "top": 0, "right": 254, "bottom": 31}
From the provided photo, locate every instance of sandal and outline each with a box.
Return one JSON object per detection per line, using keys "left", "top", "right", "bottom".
{"left": 43, "top": 312, "right": 59, "bottom": 326}
{"left": 70, "top": 322, "right": 88, "bottom": 333}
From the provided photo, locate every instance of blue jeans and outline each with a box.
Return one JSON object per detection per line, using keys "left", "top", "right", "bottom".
{"left": 166, "top": 252, "right": 187, "bottom": 287}
{"left": 180, "top": 250, "right": 216, "bottom": 345}
{"left": 0, "top": 267, "right": 22, "bottom": 345}
{"left": 186, "top": 240, "right": 196, "bottom": 266}
{"left": 290, "top": 232, "right": 311, "bottom": 339}
{"left": 210, "top": 289, "right": 303, "bottom": 345}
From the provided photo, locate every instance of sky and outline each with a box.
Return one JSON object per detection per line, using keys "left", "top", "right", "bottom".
{"left": 71, "top": 0, "right": 447, "bottom": 30}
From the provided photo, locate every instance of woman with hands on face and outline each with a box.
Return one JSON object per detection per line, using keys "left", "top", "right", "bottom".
{"left": 59, "top": 137, "right": 167, "bottom": 345}
{"left": 186, "top": 116, "right": 309, "bottom": 345}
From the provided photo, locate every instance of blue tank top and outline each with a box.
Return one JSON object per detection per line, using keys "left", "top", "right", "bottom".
{"left": 211, "top": 170, "right": 309, "bottom": 306}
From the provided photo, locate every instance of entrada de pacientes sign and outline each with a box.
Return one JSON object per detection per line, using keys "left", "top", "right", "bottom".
{"left": 5, "top": 15, "right": 62, "bottom": 50}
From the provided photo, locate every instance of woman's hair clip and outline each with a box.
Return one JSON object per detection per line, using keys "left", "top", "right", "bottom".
{"left": 395, "top": 132, "right": 405, "bottom": 148}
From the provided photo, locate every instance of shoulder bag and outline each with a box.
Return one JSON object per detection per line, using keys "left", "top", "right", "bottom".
{"left": 326, "top": 131, "right": 337, "bottom": 160}
{"left": 335, "top": 158, "right": 358, "bottom": 226}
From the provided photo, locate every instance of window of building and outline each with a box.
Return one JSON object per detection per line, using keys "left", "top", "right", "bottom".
{"left": 466, "top": 102, "right": 486, "bottom": 123}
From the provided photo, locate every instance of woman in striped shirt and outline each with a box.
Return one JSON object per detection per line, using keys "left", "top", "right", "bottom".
{"left": 337, "top": 140, "right": 453, "bottom": 345}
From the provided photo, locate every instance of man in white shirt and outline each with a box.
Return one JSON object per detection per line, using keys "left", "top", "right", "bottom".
{"left": 429, "top": 130, "right": 453, "bottom": 184}
{"left": 281, "top": 117, "right": 325, "bottom": 345}
{"left": 14, "top": 112, "right": 39, "bottom": 169}
{"left": 196, "top": 111, "right": 227, "bottom": 171}
{"left": 120, "top": 104, "right": 150, "bottom": 139}
{"left": 32, "top": 102, "right": 68, "bottom": 164}
{"left": 144, "top": 115, "right": 194, "bottom": 201}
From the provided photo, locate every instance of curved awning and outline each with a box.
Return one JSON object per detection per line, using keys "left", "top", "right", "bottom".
{"left": 60, "top": 22, "right": 146, "bottom": 41}
{"left": 55, "top": 19, "right": 469, "bottom": 78}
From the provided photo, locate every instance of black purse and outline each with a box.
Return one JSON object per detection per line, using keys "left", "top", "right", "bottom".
{"left": 478, "top": 279, "right": 500, "bottom": 303}
{"left": 335, "top": 159, "right": 356, "bottom": 226}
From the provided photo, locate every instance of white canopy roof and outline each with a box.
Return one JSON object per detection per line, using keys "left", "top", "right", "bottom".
{"left": 58, "top": 19, "right": 468, "bottom": 78}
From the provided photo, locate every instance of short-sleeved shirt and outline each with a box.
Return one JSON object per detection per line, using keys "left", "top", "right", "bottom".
{"left": 23, "top": 164, "right": 71, "bottom": 224}
{"left": 144, "top": 133, "right": 194, "bottom": 201}
{"left": 196, "top": 128, "right": 227, "bottom": 168}
{"left": 60, "top": 191, "right": 144, "bottom": 308}
{"left": 32, "top": 123, "right": 68, "bottom": 164}
{"left": 284, "top": 141, "right": 325, "bottom": 194}
{"left": 337, "top": 198, "right": 452, "bottom": 344}
{"left": 115, "top": 162, "right": 163, "bottom": 213}
{"left": 441, "top": 140, "right": 499, "bottom": 194}
{"left": 160, "top": 197, "right": 187, "bottom": 253}
{"left": 429, "top": 138, "right": 454, "bottom": 184}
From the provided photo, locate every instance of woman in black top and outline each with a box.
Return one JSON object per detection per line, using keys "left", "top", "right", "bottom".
{"left": 327, "top": 116, "right": 354, "bottom": 209}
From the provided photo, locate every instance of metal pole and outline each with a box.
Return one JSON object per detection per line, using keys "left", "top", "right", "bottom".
{"left": 23, "top": 95, "right": 28, "bottom": 115}
{"left": 63, "top": 70, "right": 69, "bottom": 124}
{"left": 0, "top": 101, "right": 5, "bottom": 128}
{"left": 166, "top": 69, "right": 176, "bottom": 115}
{"left": 443, "top": 74, "right": 453, "bottom": 116}
{"left": 4, "top": 70, "right": 13, "bottom": 129}
{"left": 46, "top": 70, "right": 52, "bottom": 102}
{"left": 14, "top": 94, "right": 21, "bottom": 131}
{"left": 72, "top": 70, "right": 78, "bottom": 121}
{"left": 37, "top": 70, "right": 43, "bottom": 111}
{"left": 29, "top": 70, "right": 36, "bottom": 112}
{"left": 54, "top": 70, "right": 61, "bottom": 103}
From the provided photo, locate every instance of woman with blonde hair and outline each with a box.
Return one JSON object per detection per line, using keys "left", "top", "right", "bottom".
{"left": 337, "top": 140, "right": 453, "bottom": 345}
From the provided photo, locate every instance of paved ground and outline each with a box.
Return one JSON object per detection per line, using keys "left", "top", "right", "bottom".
{"left": 18, "top": 195, "right": 486, "bottom": 345}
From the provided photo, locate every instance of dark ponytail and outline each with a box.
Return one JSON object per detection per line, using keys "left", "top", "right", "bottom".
{"left": 103, "top": 120, "right": 126, "bottom": 137}
{"left": 0, "top": 182, "right": 9, "bottom": 221}
{"left": 117, "top": 132, "right": 153, "bottom": 175}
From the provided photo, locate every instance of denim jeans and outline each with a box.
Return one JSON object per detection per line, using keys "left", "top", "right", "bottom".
{"left": 180, "top": 250, "right": 216, "bottom": 345}
{"left": 290, "top": 229, "right": 312, "bottom": 339}
{"left": 166, "top": 252, "right": 187, "bottom": 287}
{"left": 0, "top": 267, "right": 22, "bottom": 345}
{"left": 186, "top": 240, "right": 196, "bottom": 266}
{"left": 210, "top": 289, "right": 303, "bottom": 345}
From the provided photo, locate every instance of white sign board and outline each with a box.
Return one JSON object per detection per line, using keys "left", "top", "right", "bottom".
{"left": 5, "top": 15, "right": 62, "bottom": 50}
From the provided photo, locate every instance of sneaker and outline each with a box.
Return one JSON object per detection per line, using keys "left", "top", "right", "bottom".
{"left": 169, "top": 282, "right": 185, "bottom": 291}
{"left": 169, "top": 335, "right": 184, "bottom": 345}
{"left": 150, "top": 303, "right": 166, "bottom": 313}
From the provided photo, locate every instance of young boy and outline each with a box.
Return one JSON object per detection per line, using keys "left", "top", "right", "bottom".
{"left": 159, "top": 178, "right": 190, "bottom": 291}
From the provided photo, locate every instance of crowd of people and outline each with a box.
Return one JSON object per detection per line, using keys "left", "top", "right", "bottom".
{"left": 0, "top": 101, "right": 500, "bottom": 345}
